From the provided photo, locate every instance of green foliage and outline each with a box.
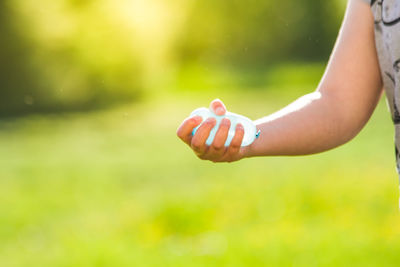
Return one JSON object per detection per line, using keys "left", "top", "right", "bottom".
{"left": 0, "top": 0, "right": 346, "bottom": 116}
{"left": 0, "top": 0, "right": 143, "bottom": 116}
{"left": 176, "top": 0, "right": 343, "bottom": 67}
{"left": 0, "top": 64, "right": 399, "bottom": 266}
{"left": 173, "top": 62, "right": 325, "bottom": 93}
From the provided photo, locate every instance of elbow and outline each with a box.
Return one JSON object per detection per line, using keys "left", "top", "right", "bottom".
{"left": 318, "top": 88, "right": 381, "bottom": 148}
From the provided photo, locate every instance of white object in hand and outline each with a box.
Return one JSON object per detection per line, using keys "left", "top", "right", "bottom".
{"left": 190, "top": 107, "right": 259, "bottom": 147}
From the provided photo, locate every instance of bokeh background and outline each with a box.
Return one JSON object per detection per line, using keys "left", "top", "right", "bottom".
{"left": 1, "top": 0, "right": 400, "bottom": 266}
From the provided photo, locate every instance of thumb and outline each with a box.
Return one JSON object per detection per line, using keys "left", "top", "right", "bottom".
{"left": 209, "top": 99, "right": 227, "bottom": 116}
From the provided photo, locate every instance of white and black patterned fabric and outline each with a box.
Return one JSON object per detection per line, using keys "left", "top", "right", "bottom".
{"left": 361, "top": 0, "right": 400, "bottom": 176}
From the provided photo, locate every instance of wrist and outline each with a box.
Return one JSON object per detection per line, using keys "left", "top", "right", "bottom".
{"left": 241, "top": 145, "right": 252, "bottom": 159}
{"left": 241, "top": 123, "right": 263, "bottom": 158}
{"left": 241, "top": 139, "right": 257, "bottom": 159}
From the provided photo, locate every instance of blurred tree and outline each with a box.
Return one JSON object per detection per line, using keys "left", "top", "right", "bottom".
{"left": 0, "top": 0, "right": 143, "bottom": 116}
{"left": 175, "top": 0, "right": 343, "bottom": 68}
{"left": 0, "top": 1, "right": 39, "bottom": 115}
{"left": 0, "top": 0, "right": 346, "bottom": 116}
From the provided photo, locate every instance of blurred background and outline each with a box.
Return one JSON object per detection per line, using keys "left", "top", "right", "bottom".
{"left": 1, "top": 0, "right": 400, "bottom": 266}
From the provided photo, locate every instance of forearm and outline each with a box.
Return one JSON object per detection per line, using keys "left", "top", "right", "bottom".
{"left": 177, "top": 0, "right": 383, "bottom": 163}
{"left": 244, "top": 0, "right": 383, "bottom": 158}
{"left": 245, "top": 89, "right": 380, "bottom": 157}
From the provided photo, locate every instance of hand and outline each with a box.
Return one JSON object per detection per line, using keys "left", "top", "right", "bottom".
{"left": 176, "top": 99, "right": 247, "bottom": 163}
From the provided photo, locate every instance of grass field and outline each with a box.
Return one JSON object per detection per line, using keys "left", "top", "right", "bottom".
{"left": 1, "top": 63, "right": 400, "bottom": 266}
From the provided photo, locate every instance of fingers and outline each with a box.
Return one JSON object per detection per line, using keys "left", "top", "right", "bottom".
{"left": 207, "top": 118, "right": 230, "bottom": 157}
{"left": 191, "top": 118, "right": 216, "bottom": 155}
{"left": 177, "top": 106, "right": 245, "bottom": 163}
{"left": 210, "top": 99, "right": 226, "bottom": 116}
{"left": 176, "top": 116, "right": 203, "bottom": 145}
{"left": 225, "top": 123, "right": 244, "bottom": 161}
{"left": 209, "top": 123, "right": 245, "bottom": 163}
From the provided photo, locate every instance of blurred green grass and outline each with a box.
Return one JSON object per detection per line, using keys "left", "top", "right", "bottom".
{"left": 1, "top": 63, "right": 400, "bottom": 266}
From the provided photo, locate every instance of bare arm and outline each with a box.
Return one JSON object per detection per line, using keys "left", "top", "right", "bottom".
{"left": 177, "top": 0, "right": 383, "bottom": 162}
{"left": 246, "top": 0, "right": 382, "bottom": 157}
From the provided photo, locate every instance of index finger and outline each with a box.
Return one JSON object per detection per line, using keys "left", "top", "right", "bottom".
{"left": 176, "top": 116, "right": 203, "bottom": 145}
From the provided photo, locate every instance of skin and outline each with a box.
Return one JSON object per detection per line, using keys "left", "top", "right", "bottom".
{"left": 177, "top": 0, "right": 383, "bottom": 163}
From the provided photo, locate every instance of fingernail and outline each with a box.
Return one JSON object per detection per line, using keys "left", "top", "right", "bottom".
{"left": 216, "top": 107, "right": 224, "bottom": 114}
{"left": 236, "top": 124, "right": 243, "bottom": 130}
{"left": 221, "top": 118, "right": 230, "bottom": 125}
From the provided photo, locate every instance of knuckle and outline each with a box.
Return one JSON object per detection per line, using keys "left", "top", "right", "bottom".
{"left": 228, "top": 148, "right": 239, "bottom": 158}
{"left": 227, "top": 155, "right": 239, "bottom": 163}
{"left": 197, "top": 155, "right": 205, "bottom": 160}
{"left": 212, "top": 142, "right": 224, "bottom": 151}
{"left": 191, "top": 141, "right": 202, "bottom": 151}
{"left": 211, "top": 156, "right": 223, "bottom": 163}
{"left": 230, "top": 142, "right": 241, "bottom": 150}
{"left": 193, "top": 146, "right": 202, "bottom": 153}
{"left": 176, "top": 128, "right": 184, "bottom": 138}
{"left": 198, "top": 154, "right": 208, "bottom": 160}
